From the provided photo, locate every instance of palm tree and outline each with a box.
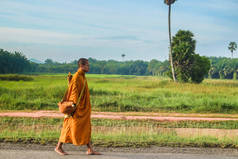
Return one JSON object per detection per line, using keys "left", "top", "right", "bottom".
{"left": 228, "top": 42, "right": 237, "bottom": 59}
{"left": 164, "top": 0, "right": 177, "bottom": 82}
{"left": 121, "top": 54, "right": 126, "bottom": 61}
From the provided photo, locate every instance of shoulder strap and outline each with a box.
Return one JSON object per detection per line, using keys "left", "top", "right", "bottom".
{"left": 75, "top": 79, "right": 86, "bottom": 106}
{"left": 61, "top": 76, "right": 86, "bottom": 103}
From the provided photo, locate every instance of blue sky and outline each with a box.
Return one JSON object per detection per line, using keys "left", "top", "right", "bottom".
{"left": 0, "top": 0, "right": 237, "bottom": 62}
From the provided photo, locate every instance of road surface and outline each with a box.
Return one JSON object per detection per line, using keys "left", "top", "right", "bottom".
{"left": 1, "top": 143, "right": 238, "bottom": 159}
{"left": 1, "top": 150, "right": 238, "bottom": 159}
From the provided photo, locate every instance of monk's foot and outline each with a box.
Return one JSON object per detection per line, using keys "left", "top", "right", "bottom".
{"left": 86, "top": 150, "right": 102, "bottom": 155}
{"left": 55, "top": 148, "right": 69, "bottom": 156}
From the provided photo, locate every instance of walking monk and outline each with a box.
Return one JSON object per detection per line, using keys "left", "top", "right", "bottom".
{"left": 55, "top": 58, "right": 101, "bottom": 156}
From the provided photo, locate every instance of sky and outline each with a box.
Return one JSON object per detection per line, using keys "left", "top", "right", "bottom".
{"left": 0, "top": 0, "right": 238, "bottom": 63}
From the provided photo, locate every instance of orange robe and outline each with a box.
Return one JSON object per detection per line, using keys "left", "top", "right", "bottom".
{"left": 59, "top": 69, "right": 91, "bottom": 145}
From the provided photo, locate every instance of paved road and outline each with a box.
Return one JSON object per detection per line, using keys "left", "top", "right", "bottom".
{"left": 1, "top": 150, "right": 238, "bottom": 159}
{"left": 1, "top": 143, "right": 238, "bottom": 159}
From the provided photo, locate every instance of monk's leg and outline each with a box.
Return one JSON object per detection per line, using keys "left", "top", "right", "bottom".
{"left": 86, "top": 141, "right": 102, "bottom": 155}
{"left": 55, "top": 141, "right": 68, "bottom": 155}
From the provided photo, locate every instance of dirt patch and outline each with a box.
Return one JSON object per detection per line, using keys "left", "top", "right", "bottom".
{"left": 173, "top": 128, "right": 238, "bottom": 139}
{"left": 93, "top": 126, "right": 238, "bottom": 139}
{"left": 1, "top": 111, "right": 238, "bottom": 121}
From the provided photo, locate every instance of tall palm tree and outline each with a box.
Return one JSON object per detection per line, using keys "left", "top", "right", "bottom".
{"left": 228, "top": 42, "right": 237, "bottom": 59}
{"left": 164, "top": 0, "right": 177, "bottom": 82}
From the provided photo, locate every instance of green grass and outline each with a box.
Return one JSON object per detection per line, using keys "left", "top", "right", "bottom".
{"left": 0, "top": 74, "right": 238, "bottom": 113}
{"left": 92, "top": 119, "right": 238, "bottom": 129}
{"left": 2, "top": 117, "right": 238, "bottom": 129}
{"left": 1, "top": 117, "right": 238, "bottom": 148}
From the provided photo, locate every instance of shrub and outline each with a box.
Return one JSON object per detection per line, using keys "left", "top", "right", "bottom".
{"left": 0, "top": 75, "right": 33, "bottom": 81}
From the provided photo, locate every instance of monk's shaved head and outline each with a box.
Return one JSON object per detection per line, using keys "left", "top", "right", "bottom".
{"left": 78, "top": 58, "right": 88, "bottom": 68}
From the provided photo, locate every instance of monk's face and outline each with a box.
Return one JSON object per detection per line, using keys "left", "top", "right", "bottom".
{"left": 80, "top": 61, "right": 90, "bottom": 73}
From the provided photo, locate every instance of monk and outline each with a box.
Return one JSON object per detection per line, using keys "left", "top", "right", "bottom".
{"left": 55, "top": 58, "right": 101, "bottom": 156}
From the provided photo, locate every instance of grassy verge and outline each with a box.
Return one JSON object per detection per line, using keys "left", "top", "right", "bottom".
{"left": 3, "top": 117, "right": 238, "bottom": 129}
{"left": 1, "top": 117, "right": 238, "bottom": 148}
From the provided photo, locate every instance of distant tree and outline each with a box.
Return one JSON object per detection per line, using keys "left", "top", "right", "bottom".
{"left": 171, "top": 30, "right": 210, "bottom": 83}
{"left": 148, "top": 59, "right": 161, "bottom": 76}
{"left": 44, "top": 59, "right": 54, "bottom": 64}
{"left": 147, "top": 59, "right": 169, "bottom": 76}
{"left": 190, "top": 55, "right": 211, "bottom": 83}
{"left": 164, "top": 0, "right": 177, "bottom": 82}
{"left": 2, "top": 48, "right": 238, "bottom": 78}
{"left": 228, "top": 42, "right": 237, "bottom": 59}
{"left": 121, "top": 54, "right": 126, "bottom": 61}
{"left": 129, "top": 60, "right": 148, "bottom": 75}
{"left": 172, "top": 30, "right": 196, "bottom": 82}
{"left": 0, "top": 49, "right": 31, "bottom": 73}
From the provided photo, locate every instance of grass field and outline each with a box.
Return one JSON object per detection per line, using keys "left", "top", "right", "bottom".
{"left": 0, "top": 74, "right": 238, "bottom": 113}
{"left": 1, "top": 117, "right": 238, "bottom": 148}
{"left": 1, "top": 74, "right": 238, "bottom": 148}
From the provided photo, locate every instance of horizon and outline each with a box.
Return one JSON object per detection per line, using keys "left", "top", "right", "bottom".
{"left": 29, "top": 55, "right": 238, "bottom": 64}
{"left": 0, "top": 0, "right": 238, "bottom": 62}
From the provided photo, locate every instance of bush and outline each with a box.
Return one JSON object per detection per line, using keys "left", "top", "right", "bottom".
{"left": 0, "top": 75, "right": 33, "bottom": 81}
{"left": 171, "top": 30, "right": 211, "bottom": 83}
{"left": 191, "top": 55, "right": 211, "bottom": 83}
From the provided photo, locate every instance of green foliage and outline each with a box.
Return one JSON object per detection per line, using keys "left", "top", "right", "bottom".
{"left": 0, "top": 49, "right": 31, "bottom": 74}
{"left": 0, "top": 48, "right": 238, "bottom": 80}
{"left": 27, "top": 58, "right": 150, "bottom": 76}
{"left": 228, "top": 41, "right": 237, "bottom": 58}
{"left": 191, "top": 55, "right": 211, "bottom": 83}
{"left": 44, "top": 58, "right": 54, "bottom": 64}
{"left": 209, "top": 57, "right": 238, "bottom": 79}
{"left": 148, "top": 60, "right": 169, "bottom": 76}
{"left": 28, "top": 57, "right": 238, "bottom": 80}
{"left": 171, "top": 30, "right": 196, "bottom": 82}
{"left": 171, "top": 30, "right": 210, "bottom": 83}
{"left": 164, "top": 0, "right": 177, "bottom": 5}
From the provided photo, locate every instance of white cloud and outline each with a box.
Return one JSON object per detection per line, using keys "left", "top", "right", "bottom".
{"left": 0, "top": 27, "right": 84, "bottom": 45}
{"left": 0, "top": 0, "right": 237, "bottom": 61}
{"left": 0, "top": 26, "right": 161, "bottom": 50}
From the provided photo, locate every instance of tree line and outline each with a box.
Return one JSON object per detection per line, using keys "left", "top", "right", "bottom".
{"left": 0, "top": 48, "right": 237, "bottom": 80}
{"left": 0, "top": 49, "right": 31, "bottom": 74}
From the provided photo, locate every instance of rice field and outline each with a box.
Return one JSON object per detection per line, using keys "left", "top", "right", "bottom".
{"left": 0, "top": 74, "right": 238, "bottom": 113}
